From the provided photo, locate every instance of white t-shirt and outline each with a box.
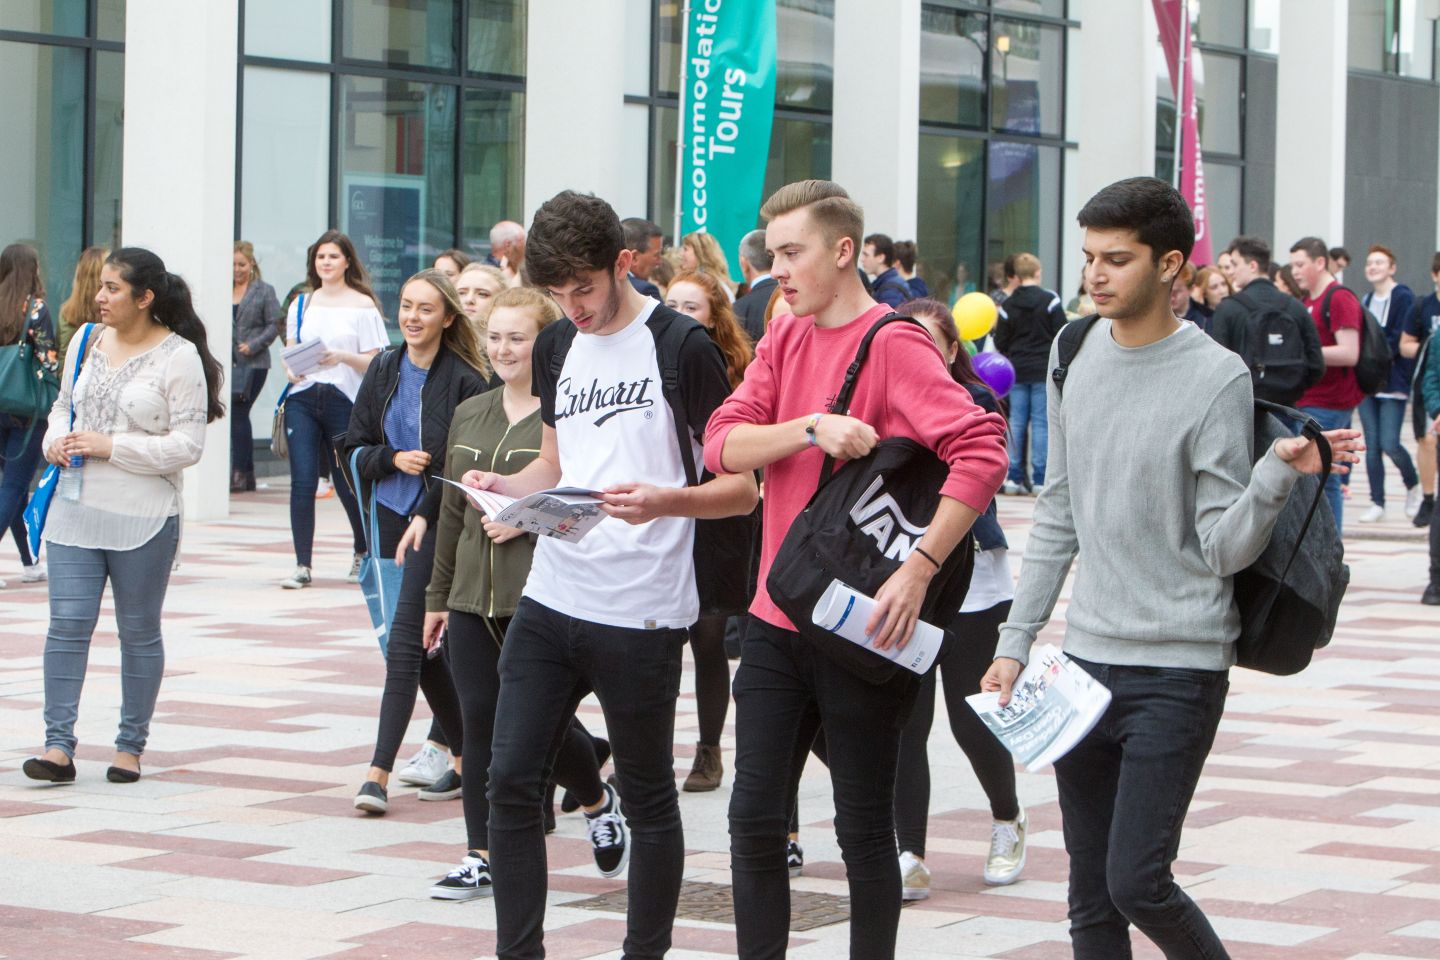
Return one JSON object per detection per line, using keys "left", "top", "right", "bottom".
{"left": 524, "top": 299, "right": 712, "bottom": 629}
{"left": 1365, "top": 292, "right": 1408, "bottom": 400}
{"left": 285, "top": 300, "right": 390, "bottom": 402}
{"left": 959, "top": 547, "right": 1015, "bottom": 613}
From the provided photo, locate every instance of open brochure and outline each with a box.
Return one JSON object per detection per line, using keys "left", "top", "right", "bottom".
{"left": 966, "top": 645, "right": 1111, "bottom": 771}
{"left": 438, "top": 478, "right": 606, "bottom": 543}
{"left": 281, "top": 338, "right": 329, "bottom": 377}
{"left": 811, "top": 580, "right": 947, "bottom": 675}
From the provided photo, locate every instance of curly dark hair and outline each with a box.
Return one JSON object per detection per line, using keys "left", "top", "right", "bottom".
{"left": 524, "top": 191, "right": 627, "bottom": 289}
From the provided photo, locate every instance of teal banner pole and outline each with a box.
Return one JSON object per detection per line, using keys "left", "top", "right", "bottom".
{"left": 676, "top": 0, "right": 777, "bottom": 283}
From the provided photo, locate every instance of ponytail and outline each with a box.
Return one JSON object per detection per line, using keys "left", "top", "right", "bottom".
{"left": 107, "top": 247, "right": 227, "bottom": 423}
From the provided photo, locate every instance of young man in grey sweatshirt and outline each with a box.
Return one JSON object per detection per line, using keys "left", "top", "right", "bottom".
{"left": 981, "top": 177, "right": 1362, "bottom": 960}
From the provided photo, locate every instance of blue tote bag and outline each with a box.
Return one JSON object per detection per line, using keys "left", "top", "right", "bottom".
{"left": 24, "top": 323, "right": 96, "bottom": 557}
{"left": 348, "top": 448, "right": 402, "bottom": 656}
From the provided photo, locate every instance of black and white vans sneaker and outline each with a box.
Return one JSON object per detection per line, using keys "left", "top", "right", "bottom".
{"left": 417, "top": 768, "right": 462, "bottom": 801}
{"left": 585, "top": 782, "right": 629, "bottom": 878}
{"left": 429, "top": 852, "right": 493, "bottom": 900}
{"left": 787, "top": 839, "right": 804, "bottom": 878}
{"left": 353, "top": 780, "right": 388, "bottom": 814}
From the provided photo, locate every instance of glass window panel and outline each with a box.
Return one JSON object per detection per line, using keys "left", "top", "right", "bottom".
{"left": 461, "top": 88, "right": 525, "bottom": 257}
{"left": 986, "top": 141, "right": 1061, "bottom": 282}
{"left": 1156, "top": 42, "right": 1176, "bottom": 156}
{"left": 339, "top": 75, "right": 458, "bottom": 328}
{"left": 1195, "top": 50, "right": 1241, "bottom": 156}
{"left": 1249, "top": 0, "right": 1280, "bottom": 52}
{"left": 342, "top": 0, "right": 457, "bottom": 71}
{"left": 1192, "top": 0, "right": 1244, "bottom": 48}
{"left": 917, "top": 134, "right": 984, "bottom": 306}
{"left": 624, "top": 0, "right": 652, "bottom": 95}
{"left": 618, "top": 103, "right": 651, "bottom": 221}
{"left": 762, "top": 115, "right": 832, "bottom": 223}
{"left": 992, "top": 18, "right": 1063, "bottom": 137}
{"left": 657, "top": 1, "right": 682, "bottom": 97}
{"left": 1399, "top": 0, "right": 1434, "bottom": 79}
{"left": 245, "top": 0, "right": 331, "bottom": 62}
{"left": 97, "top": 0, "right": 125, "bottom": 42}
{"left": 776, "top": 0, "right": 834, "bottom": 111}
{"left": 1204, "top": 161, "right": 1241, "bottom": 263}
{"left": 92, "top": 51, "right": 125, "bottom": 251}
{"left": 468, "top": 0, "right": 526, "bottom": 77}
{"left": 1349, "top": 0, "right": 1388, "bottom": 72}
{"left": 653, "top": 105, "right": 679, "bottom": 242}
{"left": 920, "top": 5, "right": 987, "bottom": 128}
{"left": 993, "top": 0, "right": 1065, "bottom": 17}
{"left": 0, "top": 0, "right": 87, "bottom": 36}
{"left": 0, "top": 42, "right": 85, "bottom": 308}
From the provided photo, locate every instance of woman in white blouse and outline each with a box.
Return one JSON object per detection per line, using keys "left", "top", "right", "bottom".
{"left": 280, "top": 230, "right": 388, "bottom": 589}
{"left": 23, "top": 247, "right": 224, "bottom": 785}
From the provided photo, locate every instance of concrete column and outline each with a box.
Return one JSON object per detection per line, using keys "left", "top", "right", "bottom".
{"left": 1274, "top": 0, "right": 1347, "bottom": 250}
{"left": 831, "top": 0, "right": 922, "bottom": 238}
{"left": 523, "top": 0, "right": 628, "bottom": 220}
{"left": 123, "top": 0, "right": 237, "bottom": 521}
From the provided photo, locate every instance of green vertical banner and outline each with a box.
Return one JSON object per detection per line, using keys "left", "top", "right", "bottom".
{"left": 675, "top": 0, "right": 777, "bottom": 283}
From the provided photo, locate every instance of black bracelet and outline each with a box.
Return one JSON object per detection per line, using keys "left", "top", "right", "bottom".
{"left": 914, "top": 546, "right": 942, "bottom": 570}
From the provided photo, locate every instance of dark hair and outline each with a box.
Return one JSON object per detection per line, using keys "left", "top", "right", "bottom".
{"left": 1290, "top": 236, "right": 1329, "bottom": 265}
{"left": 527, "top": 191, "right": 626, "bottom": 289}
{"left": 306, "top": 230, "right": 383, "bottom": 311}
{"left": 1328, "top": 246, "right": 1350, "bottom": 264}
{"left": 899, "top": 297, "right": 991, "bottom": 396}
{"left": 893, "top": 240, "right": 918, "bottom": 273}
{"left": 1002, "top": 253, "right": 1018, "bottom": 280}
{"left": 1431, "top": 252, "right": 1440, "bottom": 275}
{"left": 106, "top": 247, "right": 226, "bottom": 423}
{"left": 434, "top": 248, "right": 472, "bottom": 271}
{"left": 0, "top": 243, "right": 45, "bottom": 344}
{"left": 1077, "top": 176, "right": 1195, "bottom": 264}
{"left": 1229, "top": 235, "right": 1271, "bottom": 273}
{"left": 622, "top": 217, "right": 663, "bottom": 253}
{"left": 864, "top": 233, "right": 896, "bottom": 267}
{"left": 1277, "top": 264, "right": 1304, "bottom": 298}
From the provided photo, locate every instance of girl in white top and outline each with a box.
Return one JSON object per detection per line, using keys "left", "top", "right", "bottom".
{"left": 24, "top": 247, "right": 224, "bottom": 786}
{"left": 279, "top": 230, "right": 389, "bottom": 589}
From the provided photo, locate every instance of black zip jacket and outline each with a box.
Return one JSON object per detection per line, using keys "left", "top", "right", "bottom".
{"left": 343, "top": 342, "right": 490, "bottom": 523}
{"left": 993, "top": 284, "right": 1067, "bottom": 383}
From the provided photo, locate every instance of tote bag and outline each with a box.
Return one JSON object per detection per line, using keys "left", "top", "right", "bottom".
{"left": 348, "top": 448, "right": 402, "bottom": 656}
{"left": 24, "top": 323, "right": 95, "bottom": 557}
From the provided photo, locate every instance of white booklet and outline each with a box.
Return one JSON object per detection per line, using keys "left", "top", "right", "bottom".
{"left": 437, "top": 478, "right": 606, "bottom": 543}
{"left": 966, "top": 644, "right": 1111, "bottom": 771}
{"left": 810, "top": 579, "right": 948, "bottom": 675}
{"left": 281, "top": 339, "right": 329, "bottom": 377}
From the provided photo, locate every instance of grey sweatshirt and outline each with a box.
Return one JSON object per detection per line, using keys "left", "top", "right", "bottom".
{"left": 995, "top": 319, "right": 1302, "bottom": 670}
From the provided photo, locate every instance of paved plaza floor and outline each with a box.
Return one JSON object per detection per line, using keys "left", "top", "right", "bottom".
{"left": 1, "top": 469, "right": 1438, "bottom": 960}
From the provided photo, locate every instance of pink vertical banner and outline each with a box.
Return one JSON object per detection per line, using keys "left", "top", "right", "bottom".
{"left": 1153, "top": 0, "right": 1212, "bottom": 264}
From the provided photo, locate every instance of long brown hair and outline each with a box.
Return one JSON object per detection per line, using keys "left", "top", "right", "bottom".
{"left": 61, "top": 247, "right": 107, "bottom": 331}
{"left": 0, "top": 244, "right": 44, "bottom": 344}
{"left": 306, "top": 230, "right": 383, "bottom": 312}
{"left": 669, "top": 270, "right": 752, "bottom": 389}
{"left": 403, "top": 269, "right": 490, "bottom": 377}
{"left": 900, "top": 297, "right": 991, "bottom": 397}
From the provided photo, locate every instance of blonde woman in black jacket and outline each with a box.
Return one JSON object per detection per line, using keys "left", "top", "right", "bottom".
{"left": 231, "top": 241, "right": 279, "bottom": 492}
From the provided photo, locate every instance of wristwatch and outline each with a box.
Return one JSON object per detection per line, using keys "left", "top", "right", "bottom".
{"left": 804, "top": 412, "right": 824, "bottom": 446}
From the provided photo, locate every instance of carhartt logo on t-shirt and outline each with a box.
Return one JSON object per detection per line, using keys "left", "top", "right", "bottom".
{"left": 556, "top": 375, "right": 656, "bottom": 426}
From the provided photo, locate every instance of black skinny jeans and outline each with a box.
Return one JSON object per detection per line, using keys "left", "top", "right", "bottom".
{"left": 368, "top": 505, "right": 461, "bottom": 772}
{"left": 729, "top": 617, "right": 920, "bottom": 960}
{"left": 447, "top": 610, "right": 604, "bottom": 852}
{"left": 894, "top": 601, "right": 1019, "bottom": 856}
{"left": 1056, "top": 655, "right": 1231, "bottom": 960}
{"left": 688, "top": 614, "right": 731, "bottom": 747}
{"left": 488, "top": 597, "right": 686, "bottom": 960}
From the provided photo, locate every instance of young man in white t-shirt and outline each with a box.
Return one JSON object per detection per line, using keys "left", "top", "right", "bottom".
{"left": 463, "top": 191, "right": 757, "bottom": 960}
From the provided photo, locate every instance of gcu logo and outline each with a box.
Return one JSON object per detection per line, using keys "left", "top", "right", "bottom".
{"left": 849, "top": 476, "right": 930, "bottom": 560}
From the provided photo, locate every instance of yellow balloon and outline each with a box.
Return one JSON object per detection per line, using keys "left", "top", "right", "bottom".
{"left": 952, "top": 292, "right": 998, "bottom": 341}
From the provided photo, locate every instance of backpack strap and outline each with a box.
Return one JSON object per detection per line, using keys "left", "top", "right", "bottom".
{"left": 1252, "top": 400, "right": 1333, "bottom": 615}
{"left": 817, "top": 312, "right": 922, "bottom": 486}
{"left": 647, "top": 310, "right": 704, "bottom": 488}
{"left": 1049, "top": 314, "right": 1101, "bottom": 399}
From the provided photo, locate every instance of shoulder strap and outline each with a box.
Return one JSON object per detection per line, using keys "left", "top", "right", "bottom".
{"left": 545, "top": 316, "right": 580, "bottom": 384}
{"left": 817, "top": 312, "right": 922, "bottom": 485}
{"left": 1252, "top": 400, "right": 1333, "bottom": 612}
{"left": 649, "top": 309, "right": 704, "bottom": 488}
{"left": 67, "top": 322, "right": 96, "bottom": 430}
{"left": 1319, "top": 285, "right": 1339, "bottom": 332}
{"left": 1049, "top": 314, "right": 1101, "bottom": 398}
{"left": 296, "top": 294, "right": 306, "bottom": 342}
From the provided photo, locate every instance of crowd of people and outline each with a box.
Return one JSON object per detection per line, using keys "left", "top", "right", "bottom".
{"left": 2, "top": 169, "right": 1424, "bottom": 960}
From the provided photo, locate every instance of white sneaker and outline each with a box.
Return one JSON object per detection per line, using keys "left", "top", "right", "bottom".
{"left": 347, "top": 553, "right": 365, "bottom": 583}
{"left": 280, "top": 566, "right": 312, "bottom": 589}
{"left": 1358, "top": 503, "right": 1386, "bottom": 524}
{"left": 1001, "top": 480, "right": 1025, "bottom": 496}
{"left": 1030, "top": 483, "right": 1046, "bottom": 497}
{"left": 899, "top": 850, "right": 931, "bottom": 901}
{"left": 1405, "top": 485, "right": 1424, "bottom": 519}
{"left": 984, "top": 807, "right": 1027, "bottom": 885}
{"left": 20, "top": 563, "right": 46, "bottom": 583}
{"left": 396, "top": 743, "right": 449, "bottom": 787}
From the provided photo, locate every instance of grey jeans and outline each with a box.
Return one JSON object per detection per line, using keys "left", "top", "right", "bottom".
{"left": 43, "top": 515, "right": 180, "bottom": 757}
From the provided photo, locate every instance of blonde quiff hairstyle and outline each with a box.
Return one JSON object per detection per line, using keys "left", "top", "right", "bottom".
{"left": 759, "top": 180, "right": 864, "bottom": 255}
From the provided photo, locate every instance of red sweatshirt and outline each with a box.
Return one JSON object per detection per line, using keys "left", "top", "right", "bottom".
{"left": 704, "top": 304, "right": 1009, "bottom": 630}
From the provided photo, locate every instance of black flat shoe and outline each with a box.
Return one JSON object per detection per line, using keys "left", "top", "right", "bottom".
{"left": 23, "top": 757, "right": 76, "bottom": 783}
{"left": 106, "top": 764, "right": 141, "bottom": 783}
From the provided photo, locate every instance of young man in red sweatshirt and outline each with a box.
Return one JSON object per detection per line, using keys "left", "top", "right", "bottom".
{"left": 705, "top": 180, "right": 1008, "bottom": 959}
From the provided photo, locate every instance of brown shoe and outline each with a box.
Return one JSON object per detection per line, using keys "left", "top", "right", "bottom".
{"left": 682, "top": 742, "right": 723, "bottom": 792}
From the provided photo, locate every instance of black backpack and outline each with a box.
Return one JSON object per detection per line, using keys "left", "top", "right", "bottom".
{"left": 1228, "top": 290, "right": 1325, "bottom": 405}
{"left": 767, "top": 314, "right": 975, "bottom": 685}
{"left": 1321, "top": 285, "right": 1391, "bottom": 395}
{"left": 547, "top": 307, "right": 759, "bottom": 617}
{"left": 1053, "top": 317, "right": 1349, "bottom": 675}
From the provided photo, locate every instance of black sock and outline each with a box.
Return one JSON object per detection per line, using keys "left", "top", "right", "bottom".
{"left": 1424, "top": 494, "right": 1435, "bottom": 505}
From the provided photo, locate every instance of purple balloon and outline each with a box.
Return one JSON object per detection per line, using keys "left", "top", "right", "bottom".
{"left": 972, "top": 351, "right": 1015, "bottom": 398}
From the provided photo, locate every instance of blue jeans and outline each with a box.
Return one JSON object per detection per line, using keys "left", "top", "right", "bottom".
{"left": 1007, "top": 381, "right": 1048, "bottom": 486}
{"left": 42, "top": 515, "right": 180, "bottom": 757}
{"left": 1298, "top": 406, "right": 1354, "bottom": 536}
{"left": 284, "top": 383, "right": 365, "bottom": 567}
{"left": 1056, "top": 656, "right": 1231, "bottom": 959}
{"left": 1356, "top": 395, "right": 1418, "bottom": 506}
{"left": 0, "top": 413, "right": 45, "bottom": 564}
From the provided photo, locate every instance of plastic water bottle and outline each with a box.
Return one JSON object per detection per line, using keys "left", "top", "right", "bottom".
{"left": 57, "top": 455, "right": 84, "bottom": 502}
